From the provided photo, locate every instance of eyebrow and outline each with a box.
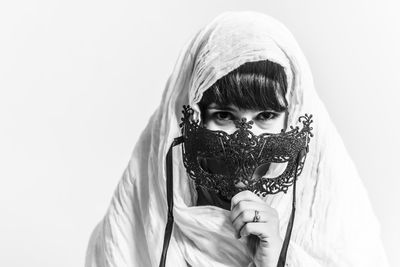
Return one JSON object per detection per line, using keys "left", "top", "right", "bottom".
{"left": 206, "top": 103, "right": 281, "bottom": 113}
{"left": 206, "top": 104, "right": 237, "bottom": 111}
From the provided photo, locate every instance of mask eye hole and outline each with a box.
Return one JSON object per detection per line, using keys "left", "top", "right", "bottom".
{"left": 252, "top": 162, "right": 288, "bottom": 180}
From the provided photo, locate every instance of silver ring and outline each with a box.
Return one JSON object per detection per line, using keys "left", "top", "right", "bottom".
{"left": 253, "top": 210, "right": 261, "bottom": 222}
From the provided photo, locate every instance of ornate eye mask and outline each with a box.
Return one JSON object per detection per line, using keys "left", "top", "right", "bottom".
{"left": 179, "top": 105, "right": 314, "bottom": 200}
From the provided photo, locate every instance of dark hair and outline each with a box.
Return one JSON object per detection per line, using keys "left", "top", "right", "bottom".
{"left": 198, "top": 60, "right": 288, "bottom": 120}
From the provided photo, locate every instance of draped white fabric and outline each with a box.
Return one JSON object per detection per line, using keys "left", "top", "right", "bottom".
{"left": 85, "top": 11, "right": 389, "bottom": 267}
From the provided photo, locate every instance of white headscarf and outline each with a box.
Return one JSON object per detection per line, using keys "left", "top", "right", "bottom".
{"left": 85, "top": 11, "right": 389, "bottom": 267}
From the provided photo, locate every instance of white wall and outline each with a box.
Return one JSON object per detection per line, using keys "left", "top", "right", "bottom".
{"left": 0, "top": 1, "right": 398, "bottom": 266}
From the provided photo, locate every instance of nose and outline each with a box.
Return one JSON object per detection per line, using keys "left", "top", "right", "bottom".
{"left": 234, "top": 116, "right": 265, "bottom": 136}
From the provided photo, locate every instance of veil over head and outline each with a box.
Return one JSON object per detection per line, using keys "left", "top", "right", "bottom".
{"left": 86, "top": 11, "right": 388, "bottom": 267}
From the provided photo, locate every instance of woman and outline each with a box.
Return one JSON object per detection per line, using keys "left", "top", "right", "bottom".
{"left": 85, "top": 11, "right": 389, "bottom": 267}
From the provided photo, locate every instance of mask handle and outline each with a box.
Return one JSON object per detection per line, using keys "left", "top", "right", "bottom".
{"left": 159, "top": 136, "right": 184, "bottom": 267}
{"left": 277, "top": 148, "right": 306, "bottom": 267}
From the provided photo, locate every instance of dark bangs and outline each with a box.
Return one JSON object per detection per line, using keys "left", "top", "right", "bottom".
{"left": 198, "top": 60, "right": 288, "bottom": 117}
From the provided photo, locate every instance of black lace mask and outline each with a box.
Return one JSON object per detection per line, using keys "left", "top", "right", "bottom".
{"left": 179, "top": 105, "right": 314, "bottom": 200}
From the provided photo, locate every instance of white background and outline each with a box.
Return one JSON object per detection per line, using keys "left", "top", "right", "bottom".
{"left": 0, "top": 1, "right": 399, "bottom": 266}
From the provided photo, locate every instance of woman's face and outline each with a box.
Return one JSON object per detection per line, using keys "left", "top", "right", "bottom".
{"left": 202, "top": 103, "right": 287, "bottom": 135}
{"left": 199, "top": 102, "right": 289, "bottom": 188}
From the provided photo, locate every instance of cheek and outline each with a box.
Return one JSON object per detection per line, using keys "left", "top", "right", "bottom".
{"left": 254, "top": 115, "right": 287, "bottom": 135}
{"left": 269, "top": 115, "right": 286, "bottom": 133}
{"left": 203, "top": 120, "right": 237, "bottom": 135}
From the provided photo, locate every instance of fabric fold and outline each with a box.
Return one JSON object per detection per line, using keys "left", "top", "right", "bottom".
{"left": 85, "top": 11, "right": 389, "bottom": 267}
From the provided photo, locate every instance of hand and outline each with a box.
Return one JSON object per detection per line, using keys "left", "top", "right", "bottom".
{"left": 230, "top": 191, "right": 283, "bottom": 267}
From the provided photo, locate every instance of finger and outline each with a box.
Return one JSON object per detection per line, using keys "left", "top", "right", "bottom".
{"left": 240, "top": 222, "right": 274, "bottom": 240}
{"left": 230, "top": 200, "right": 271, "bottom": 222}
{"left": 232, "top": 210, "right": 270, "bottom": 233}
{"left": 230, "top": 201, "right": 279, "bottom": 222}
{"left": 231, "top": 190, "right": 263, "bottom": 210}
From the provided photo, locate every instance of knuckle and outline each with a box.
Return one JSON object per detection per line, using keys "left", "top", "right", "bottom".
{"left": 241, "top": 210, "right": 251, "bottom": 221}
{"left": 243, "top": 190, "right": 253, "bottom": 197}
{"left": 231, "top": 195, "right": 239, "bottom": 207}
{"left": 237, "top": 201, "right": 245, "bottom": 211}
{"left": 264, "top": 205, "right": 278, "bottom": 217}
{"left": 238, "top": 190, "right": 252, "bottom": 200}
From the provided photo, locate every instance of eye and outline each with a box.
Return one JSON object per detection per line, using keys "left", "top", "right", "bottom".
{"left": 213, "top": 111, "right": 234, "bottom": 121}
{"left": 256, "top": 111, "right": 278, "bottom": 121}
